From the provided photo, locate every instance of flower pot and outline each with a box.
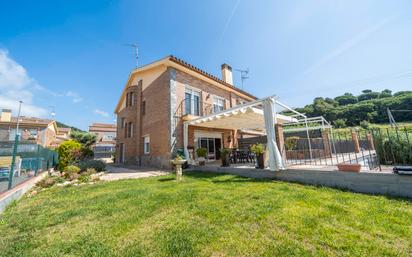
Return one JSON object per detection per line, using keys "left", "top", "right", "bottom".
{"left": 221, "top": 154, "right": 230, "bottom": 167}
{"left": 256, "top": 154, "right": 265, "bottom": 169}
{"left": 337, "top": 163, "right": 361, "bottom": 172}
{"left": 198, "top": 157, "right": 206, "bottom": 166}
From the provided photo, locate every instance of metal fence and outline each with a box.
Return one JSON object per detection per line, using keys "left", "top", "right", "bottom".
{"left": 282, "top": 127, "right": 412, "bottom": 170}
{"left": 0, "top": 140, "right": 58, "bottom": 194}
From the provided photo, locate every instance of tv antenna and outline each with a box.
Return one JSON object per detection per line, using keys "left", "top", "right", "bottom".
{"left": 235, "top": 68, "right": 249, "bottom": 90}
{"left": 48, "top": 105, "right": 56, "bottom": 119}
{"left": 124, "top": 43, "right": 139, "bottom": 68}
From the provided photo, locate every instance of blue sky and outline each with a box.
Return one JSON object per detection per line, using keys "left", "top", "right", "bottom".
{"left": 1, "top": 0, "right": 412, "bottom": 130}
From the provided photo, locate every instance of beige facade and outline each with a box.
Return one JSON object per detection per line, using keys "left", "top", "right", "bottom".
{"left": 114, "top": 56, "right": 256, "bottom": 168}
{"left": 0, "top": 109, "right": 58, "bottom": 147}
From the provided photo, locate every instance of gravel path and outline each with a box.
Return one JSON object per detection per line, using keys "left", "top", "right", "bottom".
{"left": 100, "top": 165, "right": 170, "bottom": 181}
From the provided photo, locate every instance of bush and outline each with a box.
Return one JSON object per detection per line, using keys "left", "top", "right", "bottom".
{"left": 251, "top": 144, "right": 265, "bottom": 155}
{"left": 78, "top": 160, "right": 106, "bottom": 172}
{"left": 196, "top": 148, "right": 207, "bottom": 158}
{"left": 334, "top": 119, "right": 346, "bottom": 128}
{"left": 57, "top": 140, "right": 82, "bottom": 170}
{"left": 359, "top": 120, "right": 370, "bottom": 129}
{"left": 36, "top": 176, "right": 64, "bottom": 188}
{"left": 63, "top": 165, "right": 81, "bottom": 180}
{"left": 285, "top": 136, "right": 299, "bottom": 151}
{"left": 85, "top": 168, "right": 97, "bottom": 175}
{"left": 78, "top": 173, "right": 91, "bottom": 183}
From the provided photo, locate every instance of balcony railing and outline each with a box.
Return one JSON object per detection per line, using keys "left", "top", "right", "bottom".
{"left": 174, "top": 98, "right": 223, "bottom": 120}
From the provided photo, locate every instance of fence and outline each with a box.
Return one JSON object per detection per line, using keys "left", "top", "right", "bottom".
{"left": 0, "top": 139, "right": 58, "bottom": 194}
{"left": 282, "top": 127, "right": 412, "bottom": 170}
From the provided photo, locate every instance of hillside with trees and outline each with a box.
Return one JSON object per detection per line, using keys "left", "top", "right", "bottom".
{"left": 295, "top": 90, "right": 412, "bottom": 128}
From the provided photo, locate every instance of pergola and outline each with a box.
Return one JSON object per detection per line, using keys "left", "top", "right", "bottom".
{"left": 183, "top": 96, "right": 309, "bottom": 171}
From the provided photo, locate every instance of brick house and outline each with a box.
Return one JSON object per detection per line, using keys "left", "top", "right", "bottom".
{"left": 0, "top": 109, "right": 58, "bottom": 147}
{"left": 114, "top": 56, "right": 258, "bottom": 168}
{"left": 88, "top": 123, "right": 116, "bottom": 160}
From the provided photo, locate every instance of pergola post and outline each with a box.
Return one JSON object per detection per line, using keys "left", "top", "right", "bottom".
{"left": 183, "top": 122, "right": 190, "bottom": 162}
{"left": 263, "top": 97, "right": 285, "bottom": 171}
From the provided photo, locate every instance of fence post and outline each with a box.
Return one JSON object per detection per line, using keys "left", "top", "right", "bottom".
{"left": 351, "top": 131, "right": 360, "bottom": 153}
{"left": 35, "top": 145, "right": 40, "bottom": 176}
{"left": 367, "top": 133, "right": 375, "bottom": 150}
{"left": 321, "top": 129, "right": 332, "bottom": 158}
{"left": 7, "top": 134, "right": 19, "bottom": 190}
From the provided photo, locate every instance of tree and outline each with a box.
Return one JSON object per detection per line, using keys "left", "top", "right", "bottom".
{"left": 70, "top": 131, "right": 97, "bottom": 149}
{"left": 70, "top": 131, "right": 97, "bottom": 159}
{"left": 379, "top": 89, "right": 392, "bottom": 98}
{"left": 334, "top": 119, "right": 346, "bottom": 128}
{"left": 358, "top": 90, "right": 380, "bottom": 101}
{"left": 334, "top": 93, "right": 358, "bottom": 105}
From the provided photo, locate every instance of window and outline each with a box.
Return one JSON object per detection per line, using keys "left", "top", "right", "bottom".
{"left": 213, "top": 97, "right": 225, "bottom": 113}
{"left": 185, "top": 88, "right": 200, "bottom": 116}
{"left": 144, "top": 135, "right": 150, "bottom": 154}
{"left": 126, "top": 92, "right": 135, "bottom": 107}
{"left": 125, "top": 122, "right": 133, "bottom": 138}
{"left": 120, "top": 118, "right": 125, "bottom": 128}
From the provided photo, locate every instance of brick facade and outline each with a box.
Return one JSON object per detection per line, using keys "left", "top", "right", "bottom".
{"left": 116, "top": 60, "right": 254, "bottom": 169}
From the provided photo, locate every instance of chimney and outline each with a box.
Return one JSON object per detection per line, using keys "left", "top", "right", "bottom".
{"left": 221, "top": 63, "right": 233, "bottom": 85}
{"left": 0, "top": 109, "right": 12, "bottom": 122}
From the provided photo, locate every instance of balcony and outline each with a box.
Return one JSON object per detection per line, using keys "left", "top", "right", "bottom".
{"left": 175, "top": 98, "right": 225, "bottom": 121}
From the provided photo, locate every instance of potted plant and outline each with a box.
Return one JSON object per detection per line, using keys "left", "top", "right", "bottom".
{"left": 220, "top": 148, "right": 231, "bottom": 167}
{"left": 251, "top": 143, "right": 265, "bottom": 169}
{"left": 196, "top": 148, "right": 207, "bottom": 166}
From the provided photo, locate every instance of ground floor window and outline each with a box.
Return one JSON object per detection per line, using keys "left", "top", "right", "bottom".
{"left": 197, "top": 137, "right": 222, "bottom": 160}
{"left": 144, "top": 135, "right": 150, "bottom": 154}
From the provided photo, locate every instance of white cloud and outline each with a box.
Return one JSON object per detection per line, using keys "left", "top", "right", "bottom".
{"left": 66, "top": 91, "right": 83, "bottom": 103}
{"left": 0, "top": 49, "right": 48, "bottom": 117}
{"left": 94, "top": 109, "right": 109, "bottom": 117}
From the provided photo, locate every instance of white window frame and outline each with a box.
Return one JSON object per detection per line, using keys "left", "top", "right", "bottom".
{"left": 185, "top": 87, "right": 201, "bottom": 116}
{"left": 213, "top": 96, "right": 225, "bottom": 113}
{"left": 143, "top": 135, "right": 150, "bottom": 154}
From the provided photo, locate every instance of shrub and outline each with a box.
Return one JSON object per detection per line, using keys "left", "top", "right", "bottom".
{"left": 251, "top": 144, "right": 265, "bottom": 155}
{"left": 359, "top": 120, "right": 370, "bottom": 129}
{"left": 63, "top": 165, "right": 81, "bottom": 180}
{"left": 220, "top": 148, "right": 231, "bottom": 158}
{"left": 85, "top": 168, "right": 97, "bottom": 175}
{"left": 334, "top": 119, "right": 346, "bottom": 128}
{"left": 36, "top": 176, "right": 64, "bottom": 188}
{"left": 196, "top": 148, "right": 207, "bottom": 158}
{"left": 78, "top": 173, "right": 91, "bottom": 183}
{"left": 285, "top": 136, "right": 299, "bottom": 151}
{"left": 78, "top": 160, "right": 106, "bottom": 172}
{"left": 57, "top": 140, "right": 82, "bottom": 170}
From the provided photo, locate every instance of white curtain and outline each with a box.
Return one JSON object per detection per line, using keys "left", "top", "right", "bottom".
{"left": 263, "top": 97, "right": 285, "bottom": 171}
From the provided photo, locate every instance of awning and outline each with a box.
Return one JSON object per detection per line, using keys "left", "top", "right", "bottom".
{"left": 186, "top": 106, "right": 297, "bottom": 130}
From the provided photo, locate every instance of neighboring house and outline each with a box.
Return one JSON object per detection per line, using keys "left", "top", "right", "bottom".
{"left": 114, "top": 55, "right": 257, "bottom": 168}
{"left": 0, "top": 109, "right": 58, "bottom": 147}
{"left": 88, "top": 123, "right": 116, "bottom": 160}
{"left": 52, "top": 127, "right": 72, "bottom": 147}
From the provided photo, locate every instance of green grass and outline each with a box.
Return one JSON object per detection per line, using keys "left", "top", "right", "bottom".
{"left": 0, "top": 171, "right": 411, "bottom": 256}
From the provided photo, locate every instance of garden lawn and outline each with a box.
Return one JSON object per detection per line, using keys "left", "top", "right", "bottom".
{"left": 0, "top": 171, "right": 411, "bottom": 256}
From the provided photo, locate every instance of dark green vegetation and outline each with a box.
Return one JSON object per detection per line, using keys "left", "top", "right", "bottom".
{"left": 296, "top": 89, "right": 412, "bottom": 127}
{"left": 1, "top": 172, "right": 411, "bottom": 256}
{"left": 56, "top": 121, "right": 84, "bottom": 132}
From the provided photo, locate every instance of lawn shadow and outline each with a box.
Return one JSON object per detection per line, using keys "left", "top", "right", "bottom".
{"left": 183, "top": 170, "right": 274, "bottom": 184}
{"left": 157, "top": 177, "right": 176, "bottom": 182}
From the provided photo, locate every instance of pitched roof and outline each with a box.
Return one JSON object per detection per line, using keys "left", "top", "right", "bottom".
{"left": 115, "top": 55, "right": 258, "bottom": 113}
{"left": 167, "top": 55, "right": 257, "bottom": 100}
{"left": 89, "top": 123, "right": 117, "bottom": 132}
